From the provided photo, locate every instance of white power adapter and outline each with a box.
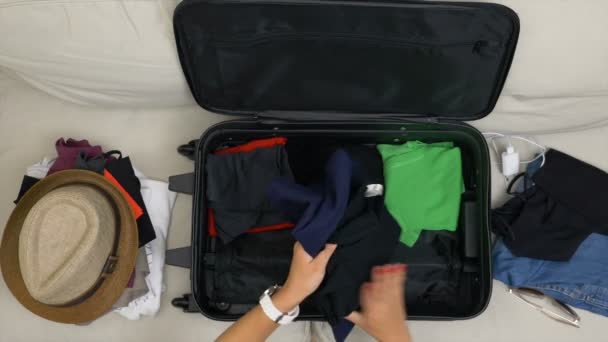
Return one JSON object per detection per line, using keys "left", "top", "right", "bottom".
{"left": 501, "top": 145, "right": 520, "bottom": 178}
{"left": 483, "top": 132, "right": 547, "bottom": 186}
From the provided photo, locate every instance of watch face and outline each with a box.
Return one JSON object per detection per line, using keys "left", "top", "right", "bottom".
{"left": 260, "top": 284, "right": 280, "bottom": 300}
{"left": 268, "top": 284, "right": 280, "bottom": 296}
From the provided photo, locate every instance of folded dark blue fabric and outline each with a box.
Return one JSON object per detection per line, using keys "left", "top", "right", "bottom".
{"left": 332, "top": 320, "right": 355, "bottom": 342}
{"left": 268, "top": 149, "right": 353, "bottom": 256}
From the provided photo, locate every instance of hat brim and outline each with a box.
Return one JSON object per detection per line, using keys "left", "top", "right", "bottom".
{"left": 1, "top": 170, "right": 139, "bottom": 323}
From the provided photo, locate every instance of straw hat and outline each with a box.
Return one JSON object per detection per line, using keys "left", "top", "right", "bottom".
{"left": 0, "top": 170, "right": 138, "bottom": 323}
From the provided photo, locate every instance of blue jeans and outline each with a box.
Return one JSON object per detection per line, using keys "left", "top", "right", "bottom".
{"left": 493, "top": 234, "right": 608, "bottom": 316}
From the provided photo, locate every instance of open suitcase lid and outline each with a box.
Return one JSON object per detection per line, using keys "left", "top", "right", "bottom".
{"left": 173, "top": 0, "right": 519, "bottom": 121}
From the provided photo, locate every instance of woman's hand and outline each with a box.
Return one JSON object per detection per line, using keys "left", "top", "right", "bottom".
{"left": 346, "top": 264, "right": 410, "bottom": 342}
{"left": 273, "top": 242, "right": 337, "bottom": 312}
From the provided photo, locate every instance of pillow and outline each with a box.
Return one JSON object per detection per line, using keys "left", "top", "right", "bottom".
{"left": 445, "top": 0, "right": 608, "bottom": 97}
{"left": 475, "top": 94, "right": 608, "bottom": 134}
{"left": 2, "top": 0, "right": 607, "bottom": 106}
{"left": 0, "top": 0, "right": 194, "bottom": 107}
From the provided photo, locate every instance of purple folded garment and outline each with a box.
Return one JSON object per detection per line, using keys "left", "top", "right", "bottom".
{"left": 47, "top": 138, "right": 104, "bottom": 175}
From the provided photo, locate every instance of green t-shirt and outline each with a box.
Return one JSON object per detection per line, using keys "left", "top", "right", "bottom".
{"left": 378, "top": 141, "right": 464, "bottom": 246}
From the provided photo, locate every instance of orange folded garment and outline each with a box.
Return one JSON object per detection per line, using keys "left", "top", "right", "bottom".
{"left": 104, "top": 169, "right": 144, "bottom": 219}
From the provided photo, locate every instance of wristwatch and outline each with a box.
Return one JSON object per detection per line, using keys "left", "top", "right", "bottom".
{"left": 259, "top": 285, "right": 300, "bottom": 325}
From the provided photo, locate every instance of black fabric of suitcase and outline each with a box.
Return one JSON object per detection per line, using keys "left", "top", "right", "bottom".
{"left": 170, "top": 0, "right": 519, "bottom": 322}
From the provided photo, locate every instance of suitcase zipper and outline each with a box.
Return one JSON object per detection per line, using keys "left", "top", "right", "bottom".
{"left": 257, "top": 111, "right": 439, "bottom": 124}
{"left": 202, "top": 0, "right": 473, "bottom": 11}
{"left": 213, "top": 32, "right": 490, "bottom": 52}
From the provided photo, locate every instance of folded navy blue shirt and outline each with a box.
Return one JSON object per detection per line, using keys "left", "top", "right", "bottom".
{"left": 268, "top": 149, "right": 352, "bottom": 256}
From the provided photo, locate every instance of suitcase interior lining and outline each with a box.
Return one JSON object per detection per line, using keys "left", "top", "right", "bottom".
{"left": 174, "top": 1, "right": 517, "bottom": 120}
{"left": 193, "top": 122, "right": 491, "bottom": 321}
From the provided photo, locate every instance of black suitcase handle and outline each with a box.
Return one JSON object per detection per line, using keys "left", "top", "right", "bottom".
{"left": 167, "top": 142, "right": 200, "bottom": 313}
{"left": 169, "top": 173, "right": 194, "bottom": 195}
{"left": 166, "top": 246, "right": 192, "bottom": 269}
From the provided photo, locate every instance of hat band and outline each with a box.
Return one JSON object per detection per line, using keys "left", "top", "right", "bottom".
{"left": 101, "top": 256, "right": 119, "bottom": 278}
{"left": 50, "top": 254, "right": 119, "bottom": 308}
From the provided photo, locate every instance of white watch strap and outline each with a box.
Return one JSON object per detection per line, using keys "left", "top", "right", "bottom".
{"left": 259, "top": 292, "right": 299, "bottom": 325}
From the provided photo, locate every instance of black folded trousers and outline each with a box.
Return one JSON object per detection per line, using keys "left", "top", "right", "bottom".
{"left": 314, "top": 187, "right": 400, "bottom": 325}
{"left": 493, "top": 149, "right": 608, "bottom": 261}
{"left": 210, "top": 230, "right": 294, "bottom": 303}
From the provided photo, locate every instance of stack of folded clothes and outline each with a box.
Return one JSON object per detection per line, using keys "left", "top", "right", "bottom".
{"left": 14, "top": 137, "right": 177, "bottom": 320}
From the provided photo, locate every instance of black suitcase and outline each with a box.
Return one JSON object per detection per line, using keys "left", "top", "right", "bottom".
{"left": 167, "top": 0, "right": 519, "bottom": 323}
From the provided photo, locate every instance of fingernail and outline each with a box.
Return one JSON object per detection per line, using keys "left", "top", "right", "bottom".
{"left": 373, "top": 266, "right": 381, "bottom": 274}
{"left": 391, "top": 264, "right": 406, "bottom": 273}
